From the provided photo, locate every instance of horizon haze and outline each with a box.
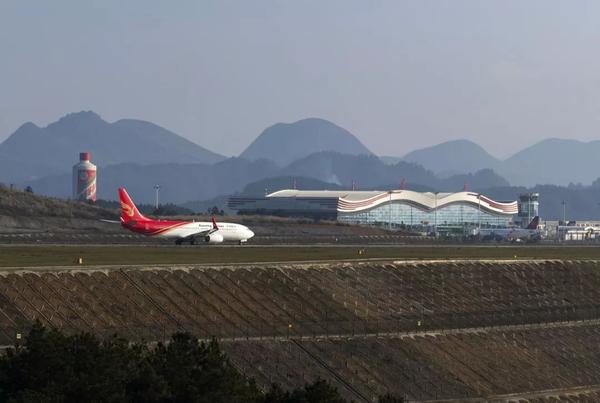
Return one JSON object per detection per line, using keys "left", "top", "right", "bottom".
{"left": 1, "top": 1, "right": 600, "bottom": 158}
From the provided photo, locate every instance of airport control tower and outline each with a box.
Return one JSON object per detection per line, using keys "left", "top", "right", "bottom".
{"left": 516, "top": 193, "right": 539, "bottom": 227}
{"left": 72, "top": 152, "right": 97, "bottom": 202}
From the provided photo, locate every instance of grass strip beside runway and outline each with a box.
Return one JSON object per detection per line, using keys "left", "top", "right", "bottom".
{"left": 1, "top": 245, "right": 600, "bottom": 267}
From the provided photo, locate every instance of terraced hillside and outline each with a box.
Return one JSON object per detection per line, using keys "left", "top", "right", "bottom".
{"left": 224, "top": 324, "right": 600, "bottom": 402}
{"left": 2, "top": 260, "right": 600, "bottom": 401}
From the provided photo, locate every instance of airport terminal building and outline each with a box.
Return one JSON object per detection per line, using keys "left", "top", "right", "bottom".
{"left": 229, "top": 189, "right": 518, "bottom": 230}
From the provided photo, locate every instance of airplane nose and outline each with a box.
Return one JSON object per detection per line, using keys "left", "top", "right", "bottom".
{"left": 246, "top": 229, "right": 255, "bottom": 239}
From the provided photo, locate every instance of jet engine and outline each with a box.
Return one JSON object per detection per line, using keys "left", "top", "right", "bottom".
{"left": 204, "top": 233, "right": 224, "bottom": 244}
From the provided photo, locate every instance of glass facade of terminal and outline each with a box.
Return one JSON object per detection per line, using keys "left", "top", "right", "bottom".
{"left": 338, "top": 202, "right": 511, "bottom": 229}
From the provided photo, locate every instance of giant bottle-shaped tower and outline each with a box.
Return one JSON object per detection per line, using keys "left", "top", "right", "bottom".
{"left": 72, "top": 152, "right": 97, "bottom": 201}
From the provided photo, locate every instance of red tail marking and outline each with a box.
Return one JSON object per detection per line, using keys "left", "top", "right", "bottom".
{"left": 118, "top": 188, "right": 148, "bottom": 222}
{"left": 118, "top": 187, "right": 192, "bottom": 237}
{"left": 526, "top": 216, "right": 540, "bottom": 230}
{"left": 211, "top": 217, "right": 219, "bottom": 230}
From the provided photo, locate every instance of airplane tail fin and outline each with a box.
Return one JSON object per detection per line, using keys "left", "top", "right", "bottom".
{"left": 211, "top": 217, "right": 219, "bottom": 230}
{"left": 526, "top": 216, "right": 540, "bottom": 230}
{"left": 118, "top": 188, "right": 147, "bottom": 222}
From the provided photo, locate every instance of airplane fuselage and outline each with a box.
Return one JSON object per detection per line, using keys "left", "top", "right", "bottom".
{"left": 122, "top": 219, "right": 254, "bottom": 242}
{"left": 118, "top": 187, "right": 254, "bottom": 244}
{"left": 478, "top": 228, "right": 539, "bottom": 240}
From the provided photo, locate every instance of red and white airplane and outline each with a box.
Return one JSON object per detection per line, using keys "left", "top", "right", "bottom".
{"left": 119, "top": 188, "right": 254, "bottom": 245}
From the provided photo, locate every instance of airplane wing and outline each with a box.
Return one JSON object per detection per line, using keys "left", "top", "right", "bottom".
{"left": 100, "top": 219, "right": 121, "bottom": 224}
{"left": 182, "top": 217, "right": 220, "bottom": 238}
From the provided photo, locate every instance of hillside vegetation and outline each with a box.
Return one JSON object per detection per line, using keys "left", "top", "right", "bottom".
{"left": 0, "top": 186, "right": 115, "bottom": 220}
{"left": 0, "top": 324, "right": 362, "bottom": 403}
{"left": 0, "top": 186, "right": 120, "bottom": 234}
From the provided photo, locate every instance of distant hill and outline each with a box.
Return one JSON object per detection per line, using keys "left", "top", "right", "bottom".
{"left": 279, "top": 152, "right": 508, "bottom": 191}
{"left": 498, "top": 138, "right": 600, "bottom": 186}
{"left": 402, "top": 140, "right": 500, "bottom": 177}
{"left": 375, "top": 169, "right": 509, "bottom": 192}
{"left": 239, "top": 118, "right": 372, "bottom": 166}
{"left": 0, "top": 111, "right": 225, "bottom": 183}
{"left": 181, "top": 195, "right": 232, "bottom": 215}
{"left": 482, "top": 182, "right": 600, "bottom": 220}
{"left": 282, "top": 152, "right": 439, "bottom": 189}
{"left": 181, "top": 176, "right": 344, "bottom": 213}
{"left": 399, "top": 138, "right": 600, "bottom": 186}
{"left": 21, "top": 150, "right": 510, "bottom": 206}
{"left": 379, "top": 156, "right": 403, "bottom": 165}
{"left": 22, "top": 158, "right": 279, "bottom": 204}
{"left": 438, "top": 168, "right": 510, "bottom": 191}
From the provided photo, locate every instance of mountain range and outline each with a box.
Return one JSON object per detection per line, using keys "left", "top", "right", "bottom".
{"left": 0, "top": 111, "right": 225, "bottom": 182}
{"left": 500, "top": 139, "right": 600, "bottom": 186}
{"left": 401, "top": 138, "right": 600, "bottom": 186}
{"left": 1, "top": 111, "right": 600, "bottom": 210}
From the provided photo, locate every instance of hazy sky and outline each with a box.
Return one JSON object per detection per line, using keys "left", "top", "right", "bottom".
{"left": 1, "top": 1, "right": 599, "bottom": 158}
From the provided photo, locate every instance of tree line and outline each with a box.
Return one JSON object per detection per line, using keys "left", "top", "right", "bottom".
{"left": 0, "top": 324, "right": 404, "bottom": 403}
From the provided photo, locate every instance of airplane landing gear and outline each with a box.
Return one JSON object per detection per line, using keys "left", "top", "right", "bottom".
{"left": 175, "top": 239, "right": 183, "bottom": 245}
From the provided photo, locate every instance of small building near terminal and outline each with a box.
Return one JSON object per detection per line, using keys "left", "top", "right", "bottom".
{"left": 554, "top": 221, "right": 600, "bottom": 241}
{"left": 229, "top": 189, "right": 518, "bottom": 231}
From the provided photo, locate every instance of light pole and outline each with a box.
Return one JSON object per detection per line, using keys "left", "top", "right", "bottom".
{"left": 153, "top": 184, "right": 161, "bottom": 209}
{"left": 478, "top": 193, "right": 481, "bottom": 231}
{"left": 460, "top": 200, "right": 464, "bottom": 236}
{"left": 388, "top": 191, "right": 392, "bottom": 230}
{"left": 527, "top": 193, "right": 532, "bottom": 226}
{"left": 434, "top": 192, "right": 438, "bottom": 237}
{"left": 561, "top": 200, "right": 567, "bottom": 225}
